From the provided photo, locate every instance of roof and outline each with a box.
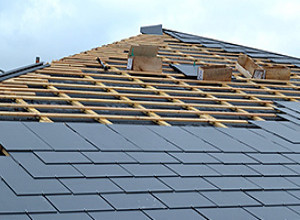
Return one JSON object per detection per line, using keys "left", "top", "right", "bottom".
{"left": 2, "top": 26, "right": 300, "bottom": 219}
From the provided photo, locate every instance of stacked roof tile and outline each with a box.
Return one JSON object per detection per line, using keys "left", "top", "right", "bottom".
{"left": 1, "top": 26, "right": 300, "bottom": 219}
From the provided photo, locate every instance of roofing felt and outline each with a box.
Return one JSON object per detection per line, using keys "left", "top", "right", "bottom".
{"left": 0, "top": 120, "right": 300, "bottom": 219}
{"left": 2, "top": 26, "right": 300, "bottom": 219}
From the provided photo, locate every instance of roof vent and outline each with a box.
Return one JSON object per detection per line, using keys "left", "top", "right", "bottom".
{"left": 140, "top": 24, "right": 163, "bottom": 35}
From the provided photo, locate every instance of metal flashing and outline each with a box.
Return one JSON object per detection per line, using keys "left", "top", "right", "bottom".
{"left": 140, "top": 24, "right": 163, "bottom": 35}
{"left": 0, "top": 62, "right": 50, "bottom": 82}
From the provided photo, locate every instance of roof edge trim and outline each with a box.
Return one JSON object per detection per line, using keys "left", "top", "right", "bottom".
{"left": 0, "top": 62, "right": 50, "bottom": 82}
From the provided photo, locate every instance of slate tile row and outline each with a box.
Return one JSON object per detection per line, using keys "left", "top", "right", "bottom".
{"left": 4, "top": 206, "right": 300, "bottom": 220}
{"left": 2, "top": 121, "right": 300, "bottom": 154}
{"left": 35, "top": 152, "right": 300, "bottom": 167}
{"left": 32, "top": 151, "right": 300, "bottom": 165}
{"left": 10, "top": 153, "right": 300, "bottom": 179}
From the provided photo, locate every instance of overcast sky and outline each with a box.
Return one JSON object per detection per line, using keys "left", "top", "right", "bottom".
{"left": 0, "top": 0, "right": 299, "bottom": 71}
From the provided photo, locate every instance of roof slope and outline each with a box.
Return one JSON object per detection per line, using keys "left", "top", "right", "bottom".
{"left": 2, "top": 27, "right": 300, "bottom": 219}
{"left": 0, "top": 29, "right": 300, "bottom": 127}
{"left": 1, "top": 119, "right": 300, "bottom": 219}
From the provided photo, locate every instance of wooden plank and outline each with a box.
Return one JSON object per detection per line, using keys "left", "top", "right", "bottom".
{"left": 84, "top": 74, "right": 170, "bottom": 126}
{"left": 6, "top": 78, "right": 300, "bottom": 101}
{"left": 15, "top": 98, "right": 52, "bottom": 122}
{"left": 0, "top": 86, "right": 274, "bottom": 104}
{"left": 198, "top": 65, "right": 232, "bottom": 81}
{"left": 131, "top": 56, "right": 162, "bottom": 73}
{"left": 47, "top": 85, "right": 112, "bottom": 125}
{"left": 236, "top": 63, "right": 252, "bottom": 78}
{"left": 128, "top": 45, "right": 158, "bottom": 57}
{"left": 264, "top": 66, "right": 290, "bottom": 80}
{"left": 0, "top": 102, "right": 276, "bottom": 117}
{"left": 237, "top": 54, "right": 264, "bottom": 78}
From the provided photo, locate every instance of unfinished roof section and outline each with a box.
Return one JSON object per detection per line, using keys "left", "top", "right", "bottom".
{"left": 0, "top": 28, "right": 300, "bottom": 127}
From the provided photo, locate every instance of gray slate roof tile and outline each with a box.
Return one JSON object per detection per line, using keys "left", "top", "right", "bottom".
{"left": 67, "top": 123, "right": 140, "bottom": 151}
{"left": 121, "top": 164, "right": 177, "bottom": 177}
{"left": 246, "top": 153, "right": 294, "bottom": 164}
{"left": 218, "top": 127, "right": 289, "bottom": 153}
{"left": 74, "top": 164, "right": 131, "bottom": 177}
{"left": 159, "top": 176, "right": 217, "bottom": 191}
{"left": 108, "top": 124, "right": 181, "bottom": 151}
{"left": 251, "top": 129, "right": 299, "bottom": 153}
{"left": 111, "top": 177, "right": 171, "bottom": 193}
{"left": 166, "top": 164, "right": 219, "bottom": 177}
{"left": 208, "top": 164, "right": 260, "bottom": 176}
{"left": 248, "top": 164, "right": 298, "bottom": 176}
{"left": 126, "top": 152, "right": 179, "bottom": 164}
{"left": 247, "top": 191, "right": 300, "bottom": 206}
{"left": 89, "top": 210, "right": 150, "bottom": 220}
{"left": 0, "top": 179, "right": 55, "bottom": 214}
{"left": 283, "top": 154, "right": 300, "bottom": 164}
{"left": 60, "top": 178, "right": 122, "bottom": 194}
{"left": 251, "top": 121, "right": 300, "bottom": 144}
{"left": 246, "top": 177, "right": 298, "bottom": 190}
{"left": 205, "top": 177, "right": 260, "bottom": 190}
{"left": 209, "top": 153, "right": 257, "bottom": 164}
{"left": 35, "top": 151, "right": 91, "bottom": 164}
{"left": 83, "top": 151, "right": 136, "bottom": 164}
{"left": 153, "top": 192, "right": 216, "bottom": 208}
{"left": 46, "top": 195, "right": 112, "bottom": 212}
{"left": 289, "top": 206, "right": 300, "bottom": 216}
{"left": 201, "top": 191, "right": 260, "bottom": 207}
{"left": 148, "top": 122, "right": 218, "bottom": 153}
{"left": 102, "top": 193, "right": 166, "bottom": 210}
{"left": 30, "top": 213, "right": 92, "bottom": 220}
{"left": 170, "top": 152, "right": 219, "bottom": 164}
{"left": 11, "top": 152, "right": 82, "bottom": 178}
{"left": 0, "top": 215, "right": 31, "bottom": 220}
{"left": 145, "top": 209, "right": 205, "bottom": 220}
{"left": 245, "top": 206, "right": 300, "bottom": 220}
{"left": 0, "top": 121, "right": 51, "bottom": 151}
{"left": 198, "top": 207, "right": 257, "bottom": 220}
{"left": 0, "top": 157, "right": 70, "bottom": 196}
{"left": 184, "top": 127, "right": 256, "bottom": 152}
{"left": 285, "top": 177, "right": 300, "bottom": 187}
{"left": 23, "top": 122, "right": 97, "bottom": 151}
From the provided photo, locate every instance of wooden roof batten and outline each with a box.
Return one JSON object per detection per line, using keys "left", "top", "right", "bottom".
{"left": 1, "top": 29, "right": 300, "bottom": 126}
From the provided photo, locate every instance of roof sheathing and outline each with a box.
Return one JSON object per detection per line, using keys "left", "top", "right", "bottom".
{"left": 0, "top": 30, "right": 300, "bottom": 126}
